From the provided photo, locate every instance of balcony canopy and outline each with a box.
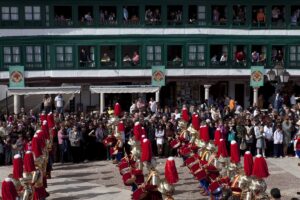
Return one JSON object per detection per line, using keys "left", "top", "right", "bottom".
{"left": 90, "top": 85, "right": 160, "bottom": 94}
{"left": 8, "top": 86, "right": 81, "bottom": 95}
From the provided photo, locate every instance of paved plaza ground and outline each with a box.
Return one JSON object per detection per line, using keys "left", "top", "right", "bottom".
{"left": 0, "top": 157, "right": 299, "bottom": 200}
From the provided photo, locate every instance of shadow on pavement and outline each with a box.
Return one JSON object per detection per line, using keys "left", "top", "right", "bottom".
{"left": 50, "top": 185, "right": 97, "bottom": 194}
{"left": 60, "top": 172, "right": 95, "bottom": 178}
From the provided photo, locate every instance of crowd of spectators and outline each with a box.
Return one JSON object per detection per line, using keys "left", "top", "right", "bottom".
{"left": 0, "top": 92, "right": 300, "bottom": 167}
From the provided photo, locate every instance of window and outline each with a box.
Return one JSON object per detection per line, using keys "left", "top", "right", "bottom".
{"left": 123, "top": 6, "right": 140, "bottom": 25}
{"left": 145, "top": 6, "right": 161, "bottom": 25}
{"left": 100, "top": 46, "right": 116, "bottom": 67}
{"left": 78, "top": 6, "right": 93, "bottom": 25}
{"left": 251, "top": 45, "right": 266, "bottom": 64}
{"left": 26, "top": 46, "right": 42, "bottom": 68}
{"left": 188, "top": 45, "right": 205, "bottom": 66}
{"left": 1, "top": 6, "right": 18, "bottom": 21}
{"left": 146, "top": 45, "right": 162, "bottom": 66}
{"left": 56, "top": 46, "right": 73, "bottom": 68}
{"left": 79, "top": 46, "right": 95, "bottom": 68}
{"left": 290, "top": 46, "right": 300, "bottom": 67}
{"left": 233, "top": 5, "right": 246, "bottom": 25}
{"left": 252, "top": 6, "right": 266, "bottom": 27}
{"left": 272, "top": 46, "right": 284, "bottom": 63}
{"left": 271, "top": 5, "right": 285, "bottom": 27}
{"left": 99, "top": 6, "right": 117, "bottom": 25}
{"left": 291, "top": 6, "right": 300, "bottom": 26}
{"left": 3, "top": 47, "right": 20, "bottom": 64}
{"left": 54, "top": 6, "right": 72, "bottom": 26}
{"left": 188, "top": 5, "right": 206, "bottom": 25}
{"left": 167, "top": 45, "right": 182, "bottom": 67}
{"left": 232, "top": 45, "right": 247, "bottom": 64}
{"left": 167, "top": 5, "right": 183, "bottom": 25}
{"left": 122, "top": 45, "right": 140, "bottom": 66}
{"left": 210, "top": 45, "right": 228, "bottom": 66}
{"left": 25, "top": 6, "right": 41, "bottom": 21}
{"left": 212, "top": 6, "right": 227, "bottom": 25}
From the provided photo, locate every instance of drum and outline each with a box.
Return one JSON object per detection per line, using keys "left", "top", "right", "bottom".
{"left": 170, "top": 139, "right": 181, "bottom": 149}
{"left": 122, "top": 172, "right": 136, "bottom": 186}
{"left": 119, "top": 162, "right": 129, "bottom": 171}
{"left": 194, "top": 169, "right": 207, "bottom": 181}
{"left": 179, "top": 146, "right": 191, "bottom": 157}
{"left": 208, "top": 181, "right": 222, "bottom": 194}
{"left": 184, "top": 156, "right": 196, "bottom": 167}
{"left": 103, "top": 136, "right": 116, "bottom": 147}
{"left": 110, "top": 147, "right": 118, "bottom": 156}
{"left": 132, "top": 169, "right": 144, "bottom": 185}
{"left": 132, "top": 188, "right": 147, "bottom": 200}
{"left": 189, "top": 162, "right": 200, "bottom": 173}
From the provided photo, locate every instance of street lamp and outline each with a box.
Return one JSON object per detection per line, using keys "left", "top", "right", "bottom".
{"left": 266, "top": 62, "right": 290, "bottom": 92}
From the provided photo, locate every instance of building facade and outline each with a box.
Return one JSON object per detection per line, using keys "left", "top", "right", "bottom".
{"left": 1, "top": 0, "right": 300, "bottom": 111}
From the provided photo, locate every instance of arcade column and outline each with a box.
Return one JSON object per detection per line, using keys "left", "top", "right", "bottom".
{"left": 253, "top": 87, "right": 259, "bottom": 106}
{"left": 13, "top": 95, "right": 20, "bottom": 114}
{"left": 204, "top": 84, "right": 211, "bottom": 101}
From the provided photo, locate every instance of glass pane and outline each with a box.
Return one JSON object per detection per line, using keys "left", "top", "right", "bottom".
{"left": 4, "top": 47, "right": 11, "bottom": 54}
{"left": 33, "top": 6, "right": 40, "bottom": 13}
{"left": 2, "top": 7, "right": 9, "bottom": 13}
{"left": 291, "top": 46, "right": 296, "bottom": 53}
{"left": 198, "top": 13, "right": 205, "bottom": 19}
{"left": 13, "top": 47, "right": 19, "bottom": 54}
{"left": 65, "top": 47, "right": 72, "bottom": 53}
{"left": 197, "top": 53, "right": 204, "bottom": 60}
{"left": 35, "top": 55, "right": 41, "bottom": 62}
{"left": 33, "top": 14, "right": 40, "bottom": 20}
{"left": 25, "top": 6, "right": 32, "bottom": 13}
{"left": 25, "top": 14, "right": 32, "bottom": 20}
{"left": 297, "top": 46, "right": 300, "bottom": 52}
{"left": 155, "top": 53, "right": 161, "bottom": 60}
{"left": 147, "top": 46, "right": 153, "bottom": 53}
{"left": 26, "top": 55, "right": 33, "bottom": 62}
{"left": 11, "top": 14, "right": 18, "bottom": 20}
{"left": 147, "top": 54, "right": 153, "bottom": 60}
{"left": 198, "top": 45, "right": 204, "bottom": 52}
{"left": 155, "top": 46, "right": 161, "bottom": 53}
{"left": 65, "top": 54, "right": 72, "bottom": 61}
{"left": 189, "top": 45, "right": 196, "bottom": 53}
{"left": 26, "top": 46, "right": 33, "bottom": 53}
{"left": 34, "top": 46, "right": 41, "bottom": 53}
{"left": 4, "top": 55, "right": 11, "bottom": 63}
{"left": 189, "top": 53, "right": 196, "bottom": 60}
{"left": 198, "top": 6, "right": 205, "bottom": 12}
{"left": 57, "top": 54, "right": 64, "bottom": 61}
{"left": 13, "top": 55, "right": 20, "bottom": 63}
{"left": 11, "top": 7, "right": 18, "bottom": 13}
{"left": 297, "top": 54, "right": 300, "bottom": 61}
{"left": 290, "top": 54, "right": 296, "bottom": 61}
{"left": 56, "top": 47, "right": 63, "bottom": 54}
{"left": 2, "top": 14, "right": 9, "bottom": 20}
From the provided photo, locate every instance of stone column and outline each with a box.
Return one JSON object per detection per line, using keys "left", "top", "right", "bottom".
{"left": 100, "top": 93, "right": 105, "bottom": 113}
{"left": 204, "top": 85, "right": 211, "bottom": 101}
{"left": 253, "top": 87, "right": 259, "bottom": 106}
{"left": 14, "top": 95, "right": 20, "bottom": 114}
{"left": 155, "top": 89, "right": 160, "bottom": 103}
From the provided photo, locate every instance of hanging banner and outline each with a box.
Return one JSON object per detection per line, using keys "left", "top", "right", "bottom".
{"left": 9, "top": 66, "right": 25, "bottom": 88}
{"left": 250, "top": 66, "right": 264, "bottom": 87}
{"left": 152, "top": 66, "right": 165, "bottom": 87}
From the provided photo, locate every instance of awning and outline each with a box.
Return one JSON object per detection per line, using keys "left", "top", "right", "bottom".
{"left": 90, "top": 85, "right": 160, "bottom": 94}
{"left": 8, "top": 86, "right": 81, "bottom": 95}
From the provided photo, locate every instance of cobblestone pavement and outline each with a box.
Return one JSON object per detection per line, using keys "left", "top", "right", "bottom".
{"left": 0, "top": 157, "right": 299, "bottom": 200}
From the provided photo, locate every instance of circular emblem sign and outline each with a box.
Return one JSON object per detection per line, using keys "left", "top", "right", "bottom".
{"left": 251, "top": 70, "right": 263, "bottom": 82}
{"left": 10, "top": 70, "right": 23, "bottom": 83}
{"left": 153, "top": 70, "right": 164, "bottom": 81}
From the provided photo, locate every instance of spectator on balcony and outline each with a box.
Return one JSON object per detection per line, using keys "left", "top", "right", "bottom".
{"left": 104, "top": 10, "right": 109, "bottom": 21}
{"left": 259, "top": 53, "right": 266, "bottom": 63}
{"left": 132, "top": 51, "right": 140, "bottom": 65}
{"left": 123, "top": 54, "right": 132, "bottom": 62}
{"left": 211, "top": 55, "right": 218, "bottom": 64}
{"left": 131, "top": 15, "right": 139, "bottom": 23}
{"left": 256, "top": 8, "right": 265, "bottom": 23}
{"left": 220, "top": 53, "right": 227, "bottom": 64}
{"left": 123, "top": 7, "right": 128, "bottom": 21}
{"left": 274, "top": 50, "right": 284, "bottom": 62}
{"left": 153, "top": 9, "right": 161, "bottom": 22}
{"left": 237, "top": 7, "right": 246, "bottom": 23}
{"left": 272, "top": 7, "right": 281, "bottom": 23}
{"left": 235, "top": 50, "right": 246, "bottom": 63}
{"left": 101, "top": 53, "right": 111, "bottom": 63}
{"left": 145, "top": 9, "right": 152, "bottom": 22}
{"left": 100, "top": 10, "right": 105, "bottom": 23}
{"left": 176, "top": 10, "right": 182, "bottom": 22}
{"left": 173, "top": 55, "right": 182, "bottom": 62}
{"left": 80, "top": 48, "right": 91, "bottom": 67}
{"left": 213, "top": 7, "right": 220, "bottom": 23}
{"left": 251, "top": 51, "right": 260, "bottom": 62}
{"left": 291, "top": 11, "right": 298, "bottom": 26}
{"left": 189, "top": 13, "right": 197, "bottom": 24}
{"left": 108, "top": 12, "right": 116, "bottom": 24}
{"left": 84, "top": 12, "right": 93, "bottom": 23}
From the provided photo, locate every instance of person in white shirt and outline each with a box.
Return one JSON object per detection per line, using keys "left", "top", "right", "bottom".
{"left": 54, "top": 94, "right": 64, "bottom": 114}
{"left": 264, "top": 122, "right": 274, "bottom": 157}
{"left": 273, "top": 125, "right": 283, "bottom": 158}
{"left": 149, "top": 98, "right": 157, "bottom": 114}
{"left": 129, "top": 101, "right": 137, "bottom": 114}
{"left": 155, "top": 124, "right": 165, "bottom": 157}
{"left": 290, "top": 93, "right": 296, "bottom": 106}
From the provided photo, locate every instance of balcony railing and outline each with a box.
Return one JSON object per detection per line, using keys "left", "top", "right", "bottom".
{"left": 54, "top": 19, "right": 73, "bottom": 27}
{"left": 79, "top": 61, "right": 96, "bottom": 68}
{"left": 167, "top": 61, "right": 183, "bottom": 68}
{"left": 100, "top": 61, "right": 117, "bottom": 67}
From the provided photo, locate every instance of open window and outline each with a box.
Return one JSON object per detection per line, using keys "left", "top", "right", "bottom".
{"left": 123, "top": 6, "right": 140, "bottom": 25}
{"left": 252, "top": 6, "right": 266, "bottom": 27}
{"left": 271, "top": 45, "right": 284, "bottom": 64}
{"left": 232, "top": 45, "right": 247, "bottom": 65}
{"left": 291, "top": 6, "right": 300, "bottom": 27}
{"left": 100, "top": 45, "right": 116, "bottom": 67}
{"left": 99, "top": 6, "right": 117, "bottom": 25}
{"left": 145, "top": 5, "right": 161, "bottom": 25}
{"left": 167, "top": 5, "right": 183, "bottom": 25}
{"left": 211, "top": 6, "right": 227, "bottom": 25}
{"left": 79, "top": 46, "right": 95, "bottom": 68}
{"left": 271, "top": 5, "right": 285, "bottom": 27}
{"left": 122, "top": 45, "right": 140, "bottom": 67}
{"left": 167, "top": 45, "right": 182, "bottom": 67}
{"left": 210, "top": 45, "right": 228, "bottom": 66}
{"left": 78, "top": 6, "right": 93, "bottom": 25}
{"left": 54, "top": 6, "right": 72, "bottom": 26}
{"left": 251, "top": 45, "right": 266, "bottom": 65}
{"left": 233, "top": 5, "right": 246, "bottom": 26}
